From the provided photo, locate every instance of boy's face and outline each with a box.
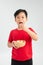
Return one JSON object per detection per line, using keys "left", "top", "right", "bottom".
{"left": 15, "top": 12, "right": 27, "bottom": 26}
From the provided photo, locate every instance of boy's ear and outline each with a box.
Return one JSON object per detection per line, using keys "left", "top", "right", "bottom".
{"left": 14, "top": 18, "right": 16, "bottom": 22}
{"left": 14, "top": 19, "right": 16, "bottom": 21}
{"left": 26, "top": 17, "right": 28, "bottom": 21}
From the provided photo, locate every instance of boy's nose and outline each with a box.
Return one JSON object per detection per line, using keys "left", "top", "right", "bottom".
{"left": 19, "top": 19, "right": 23, "bottom": 22}
{"left": 19, "top": 18, "right": 22, "bottom": 20}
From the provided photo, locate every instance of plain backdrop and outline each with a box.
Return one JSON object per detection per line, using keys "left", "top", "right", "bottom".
{"left": 0, "top": 0, "right": 43, "bottom": 65}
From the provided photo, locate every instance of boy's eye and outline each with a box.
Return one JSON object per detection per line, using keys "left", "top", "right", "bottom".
{"left": 22, "top": 16, "right": 24, "bottom": 18}
{"left": 17, "top": 17, "right": 19, "bottom": 19}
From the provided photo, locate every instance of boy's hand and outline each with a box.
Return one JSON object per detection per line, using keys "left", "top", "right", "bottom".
{"left": 12, "top": 41, "right": 19, "bottom": 49}
{"left": 12, "top": 40, "right": 26, "bottom": 49}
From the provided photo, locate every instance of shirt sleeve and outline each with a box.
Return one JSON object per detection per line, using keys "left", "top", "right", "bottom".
{"left": 8, "top": 30, "right": 12, "bottom": 43}
{"left": 29, "top": 27, "right": 37, "bottom": 34}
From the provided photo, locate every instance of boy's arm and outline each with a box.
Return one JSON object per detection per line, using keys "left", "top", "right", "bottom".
{"left": 7, "top": 42, "right": 14, "bottom": 48}
{"left": 7, "top": 41, "right": 24, "bottom": 49}
{"left": 7, "top": 41, "right": 18, "bottom": 49}
{"left": 23, "top": 27, "right": 38, "bottom": 41}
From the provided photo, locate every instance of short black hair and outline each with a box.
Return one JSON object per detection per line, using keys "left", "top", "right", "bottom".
{"left": 14, "top": 9, "right": 28, "bottom": 18}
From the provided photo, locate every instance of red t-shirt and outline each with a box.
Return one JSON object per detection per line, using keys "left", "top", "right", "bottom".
{"left": 8, "top": 27, "right": 36, "bottom": 61}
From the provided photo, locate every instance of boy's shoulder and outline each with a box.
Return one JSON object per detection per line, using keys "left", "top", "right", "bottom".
{"left": 10, "top": 28, "right": 17, "bottom": 33}
{"left": 28, "top": 27, "right": 37, "bottom": 34}
{"left": 28, "top": 27, "right": 33, "bottom": 30}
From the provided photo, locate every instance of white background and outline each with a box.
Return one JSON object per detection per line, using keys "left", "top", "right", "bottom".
{"left": 0, "top": 0, "right": 43, "bottom": 65}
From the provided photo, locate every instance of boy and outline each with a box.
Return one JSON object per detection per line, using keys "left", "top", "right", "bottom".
{"left": 7, "top": 9, "right": 38, "bottom": 65}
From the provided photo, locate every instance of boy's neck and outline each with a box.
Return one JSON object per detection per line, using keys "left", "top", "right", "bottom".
{"left": 18, "top": 27, "right": 23, "bottom": 30}
{"left": 17, "top": 25, "right": 24, "bottom": 30}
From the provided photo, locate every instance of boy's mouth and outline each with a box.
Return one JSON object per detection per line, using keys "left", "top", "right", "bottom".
{"left": 19, "top": 22, "right": 23, "bottom": 24}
